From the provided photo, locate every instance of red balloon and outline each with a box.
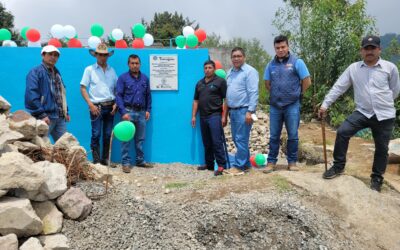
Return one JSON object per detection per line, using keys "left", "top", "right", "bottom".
{"left": 67, "top": 38, "right": 82, "bottom": 48}
{"left": 132, "top": 38, "right": 144, "bottom": 49}
{"left": 115, "top": 40, "right": 128, "bottom": 48}
{"left": 195, "top": 29, "right": 207, "bottom": 42}
{"left": 250, "top": 155, "right": 257, "bottom": 168}
{"left": 48, "top": 38, "right": 62, "bottom": 48}
{"left": 214, "top": 60, "right": 223, "bottom": 69}
{"left": 26, "top": 29, "right": 41, "bottom": 42}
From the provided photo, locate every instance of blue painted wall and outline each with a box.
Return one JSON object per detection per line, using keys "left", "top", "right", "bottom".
{"left": 0, "top": 47, "right": 209, "bottom": 165}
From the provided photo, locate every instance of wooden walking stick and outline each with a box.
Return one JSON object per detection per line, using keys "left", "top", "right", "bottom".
{"left": 321, "top": 116, "right": 328, "bottom": 172}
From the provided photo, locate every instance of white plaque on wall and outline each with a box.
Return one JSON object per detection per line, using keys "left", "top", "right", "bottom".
{"left": 150, "top": 54, "right": 178, "bottom": 90}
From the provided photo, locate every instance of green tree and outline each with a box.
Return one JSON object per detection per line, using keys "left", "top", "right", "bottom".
{"left": 273, "top": 0, "right": 375, "bottom": 124}
{"left": 0, "top": 3, "right": 24, "bottom": 45}
{"left": 142, "top": 11, "right": 199, "bottom": 47}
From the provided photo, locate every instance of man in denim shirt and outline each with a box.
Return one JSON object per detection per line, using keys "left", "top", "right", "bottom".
{"left": 116, "top": 54, "right": 152, "bottom": 173}
{"left": 25, "top": 45, "right": 70, "bottom": 142}
{"left": 80, "top": 43, "right": 118, "bottom": 165}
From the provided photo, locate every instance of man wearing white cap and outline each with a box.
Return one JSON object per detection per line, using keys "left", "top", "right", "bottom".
{"left": 25, "top": 45, "right": 70, "bottom": 142}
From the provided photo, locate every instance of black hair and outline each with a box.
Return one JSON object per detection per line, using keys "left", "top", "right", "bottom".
{"left": 203, "top": 60, "right": 216, "bottom": 68}
{"left": 231, "top": 47, "right": 246, "bottom": 57}
{"left": 128, "top": 54, "right": 141, "bottom": 64}
{"left": 274, "top": 35, "right": 289, "bottom": 45}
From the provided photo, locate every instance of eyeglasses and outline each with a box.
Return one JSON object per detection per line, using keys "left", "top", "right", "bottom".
{"left": 231, "top": 55, "right": 243, "bottom": 58}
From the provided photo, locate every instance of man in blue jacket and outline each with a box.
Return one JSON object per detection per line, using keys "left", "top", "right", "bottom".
{"left": 25, "top": 45, "right": 70, "bottom": 142}
{"left": 116, "top": 54, "right": 152, "bottom": 173}
{"left": 263, "top": 35, "right": 311, "bottom": 173}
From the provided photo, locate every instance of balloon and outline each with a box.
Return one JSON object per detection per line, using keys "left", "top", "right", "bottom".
{"left": 194, "top": 28, "right": 207, "bottom": 42}
{"left": 175, "top": 35, "right": 186, "bottom": 48}
{"left": 67, "top": 38, "right": 82, "bottom": 48}
{"left": 132, "top": 23, "right": 146, "bottom": 38}
{"left": 182, "top": 26, "right": 194, "bottom": 37}
{"left": 214, "top": 60, "right": 223, "bottom": 69}
{"left": 48, "top": 38, "right": 62, "bottom": 48}
{"left": 108, "top": 34, "right": 116, "bottom": 42}
{"left": 26, "top": 29, "right": 41, "bottom": 42}
{"left": 176, "top": 46, "right": 186, "bottom": 50}
{"left": 91, "top": 23, "right": 104, "bottom": 37}
{"left": 111, "top": 28, "right": 124, "bottom": 41}
{"left": 114, "top": 121, "right": 135, "bottom": 142}
{"left": 186, "top": 34, "right": 198, "bottom": 48}
{"left": 0, "top": 28, "right": 12, "bottom": 41}
{"left": 255, "top": 154, "right": 266, "bottom": 166}
{"left": 250, "top": 155, "right": 257, "bottom": 167}
{"left": 21, "top": 26, "right": 30, "bottom": 40}
{"left": 143, "top": 33, "right": 154, "bottom": 46}
{"left": 2, "top": 40, "right": 17, "bottom": 47}
{"left": 50, "top": 24, "right": 64, "bottom": 39}
{"left": 27, "top": 40, "right": 41, "bottom": 47}
{"left": 88, "top": 36, "right": 101, "bottom": 49}
{"left": 63, "top": 25, "right": 76, "bottom": 39}
{"left": 115, "top": 39, "right": 128, "bottom": 48}
{"left": 132, "top": 38, "right": 144, "bottom": 48}
{"left": 215, "top": 69, "right": 227, "bottom": 79}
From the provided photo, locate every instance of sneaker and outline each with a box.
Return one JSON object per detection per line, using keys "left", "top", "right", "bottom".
{"left": 370, "top": 178, "right": 382, "bottom": 192}
{"left": 262, "top": 163, "right": 276, "bottom": 174}
{"left": 223, "top": 167, "right": 244, "bottom": 176}
{"left": 122, "top": 166, "right": 131, "bottom": 173}
{"left": 214, "top": 166, "right": 224, "bottom": 176}
{"left": 136, "top": 162, "right": 154, "bottom": 168}
{"left": 322, "top": 166, "right": 344, "bottom": 179}
{"left": 197, "top": 165, "right": 213, "bottom": 171}
{"left": 288, "top": 163, "right": 300, "bottom": 171}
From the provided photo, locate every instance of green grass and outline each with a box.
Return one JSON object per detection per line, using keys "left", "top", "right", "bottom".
{"left": 164, "top": 182, "right": 189, "bottom": 189}
{"left": 271, "top": 175, "right": 292, "bottom": 192}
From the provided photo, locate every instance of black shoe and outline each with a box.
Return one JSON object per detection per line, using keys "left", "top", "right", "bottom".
{"left": 322, "top": 166, "right": 344, "bottom": 179}
{"left": 197, "top": 165, "right": 214, "bottom": 171}
{"left": 136, "top": 162, "right": 154, "bottom": 168}
{"left": 101, "top": 159, "right": 109, "bottom": 166}
{"left": 370, "top": 178, "right": 382, "bottom": 192}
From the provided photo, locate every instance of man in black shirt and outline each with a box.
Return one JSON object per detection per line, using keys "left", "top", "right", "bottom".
{"left": 191, "top": 60, "right": 228, "bottom": 176}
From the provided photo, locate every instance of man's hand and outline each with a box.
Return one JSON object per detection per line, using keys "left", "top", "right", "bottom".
{"left": 42, "top": 116, "right": 50, "bottom": 125}
{"left": 191, "top": 116, "right": 196, "bottom": 128}
{"left": 222, "top": 116, "right": 227, "bottom": 127}
{"left": 318, "top": 107, "right": 327, "bottom": 119}
{"left": 145, "top": 111, "right": 150, "bottom": 121}
{"left": 111, "top": 104, "right": 117, "bottom": 115}
{"left": 122, "top": 114, "right": 131, "bottom": 121}
{"left": 89, "top": 103, "right": 100, "bottom": 116}
{"left": 245, "top": 112, "right": 253, "bottom": 125}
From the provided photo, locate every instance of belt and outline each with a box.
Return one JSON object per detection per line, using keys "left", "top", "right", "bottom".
{"left": 93, "top": 100, "right": 115, "bottom": 106}
{"left": 126, "top": 105, "right": 145, "bottom": 111}
{"left": 228, "top": 106, "right": 248, "bottom": 110}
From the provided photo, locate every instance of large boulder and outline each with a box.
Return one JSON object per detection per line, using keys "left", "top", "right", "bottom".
{"left": 32, "top": 201, "right": 63, "bottom": 235}
{"left": 0, "top": 197, "right": 43, "bottom": 237}
{"left": 14, "top": 161, "right": 67, "bottom": 201}
{"left": 56, "top": 187, "right": 92, "bottom": 221}
{"left": 35, "top": 120, "right": 49, "bottom": 137}
{"left": 0, "top": 233, "right": 18, "bottom": 250}
{"left": 388, "top": 138, "right": 400, "bottom": 164}
{"left": 54, "top": 133, "right": 80, "bottom": 149}
{"left": 19, "top": 237, "right": 44, "bottom": 250}
{"left": 8, "top": 110, "right": 37, "bottom": 140}
{"left": 0, "top": 114, "right": 24, "bottom": 145}
{"left": 38, "top": 234, "right": 70, "bottom": 250}
{"left": 0, "top": 189, "right": 8, "bottom": 198}
{"left": 0, "top": 96, "right": 11, "bottom": 114}
{"left": 0, "top": 152, "right": 44, "bottom": 191}
{"left": 13, "top": 141, "right": 40, "bottom": 152}
{"left": 91, "top": 163, "right": 113, "bottom": 184}
{"left": 32, "top": 136, "right": 52, "bottom": 149}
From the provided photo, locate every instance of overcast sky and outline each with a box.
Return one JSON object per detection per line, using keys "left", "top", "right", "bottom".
{"left": 1, "top": 0, "right": 399, "bottom": 54}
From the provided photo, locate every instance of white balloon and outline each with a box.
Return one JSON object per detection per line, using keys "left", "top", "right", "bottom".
{"left": 143, "top": 33, "right": 154, "bottom": 46}
{"left": 63, "top": 25, "right": 76, "bottom": 39}
{"left": 28, "top": 40, "right": 42, "bottom": 47}
{"left": 88, "top": 36, "right": 101, "bottom": 49}
{"left": 111, "top": 28, "right": 124, "bottom": 41}
{"left": 182, "top": 26, "right": 194, "bottom": 37}
{"left": 176, "top": 46, "right": 186, "bottom": 50}
{"left": 2, "top": 40, "right": 17, "bottom": 47}
{"left": 50, "top": 24, "right": 64, "bottom": 39}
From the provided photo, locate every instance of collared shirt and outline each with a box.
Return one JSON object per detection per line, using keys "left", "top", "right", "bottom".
{"left": 47, "top": 66, "right": 65, "bottom": 117}
{"left": 80, "top": 63, "right": 118, "bottom": 103}
{"left": 194, "top": 75, "right": 227, "bottom": 117}
{"left": 226, "top": 63, "right": 259, "bottom": 112}
{"left": 116, "top": 71, "right": 152, "bottom": 115}
{"left": 322, "top": 58, "right": 400, "bottom": 121}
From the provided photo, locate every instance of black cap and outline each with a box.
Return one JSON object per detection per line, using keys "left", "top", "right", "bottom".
{"left": 361, "top": 35, "right": 380, "bottom": 48}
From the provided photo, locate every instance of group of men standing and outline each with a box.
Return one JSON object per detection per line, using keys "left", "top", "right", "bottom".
{"left": 24, "top": 34, "right": 399, "bottom": 192}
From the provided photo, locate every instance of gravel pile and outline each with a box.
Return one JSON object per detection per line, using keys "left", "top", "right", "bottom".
{"left": 62, "top": 164, "right": 357, "bottom": 250}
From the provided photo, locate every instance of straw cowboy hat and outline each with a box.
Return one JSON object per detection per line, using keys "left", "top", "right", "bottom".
{"left": 89, "top": 43, "right": 114, "bottom": 57}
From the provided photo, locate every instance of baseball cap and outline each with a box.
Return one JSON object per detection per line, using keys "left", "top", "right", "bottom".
{"left": 41, "top": 45, "right": 60, "bottom": 55}
{"left": 361, "top": 35, "right": 380, "bottom": 48}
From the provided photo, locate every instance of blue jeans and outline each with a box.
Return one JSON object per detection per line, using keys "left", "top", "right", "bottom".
{"left": 48, "top": 117, "right": 67, "bottom": 142}
{"left": 121, "top": 110, "right": 146, "bottom": 167}
{"left": 268, "top": 100, "right": 300, "bottom": 164}
{"left": 90, "top": 105, "right": 114, "bottom": 162}
{"left": 229, "top": 107, "right": 252, "bottom": 169}
{"left": 200, "top": 114, "right": 227, "bottom": 168}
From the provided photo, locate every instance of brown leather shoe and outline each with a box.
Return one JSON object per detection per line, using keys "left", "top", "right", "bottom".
{"left": 122, "top": 166, "right": 131, "bottom": 173}
{"left": 288, "top": 163, "right": 300, "bottom": 171}
{"left": 262, "top": 163, "right": 276, "bottom": 174}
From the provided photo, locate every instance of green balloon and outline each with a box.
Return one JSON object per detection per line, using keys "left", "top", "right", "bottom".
{"left": 65, "top": 34, "right": 78, "bottom": 42}
{"left": 91, "top": 23, "right": 104, "bottom": 37}
{"left": 175, "top": 35, "right": 186, "bottom": 48}
{"left": 186, "top": 34, "right": 198, "bottom": 48}
{"left": 255, "top": 154, "right": 266, "bottom": 166}
{"left": 114, "top": 121, "right": 136, "bottom": 142}
{"left": 132, "top": 23, "right": 146, "bottom": 38}
{"left": 108, "top": 34, "right": 116, "bottom": 42}
{"left": 0, "top": 28, "right": 12, "bottom": 41}
{"left": 215, "top": 69, "right": 227, "bottom": 79}
{"left": 21, "top": 26, "right": 30, "bottom": 40}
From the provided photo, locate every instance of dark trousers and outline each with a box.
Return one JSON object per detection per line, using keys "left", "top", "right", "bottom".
{"left": 200, "top": 114, "right": 227, "bottom": 168}
{"left": 90, "top": 105, "right": 114, "bottom": 163}
{"left": 333, "top": 111, "right": 394, "bottom": 181}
